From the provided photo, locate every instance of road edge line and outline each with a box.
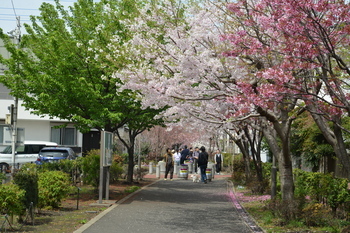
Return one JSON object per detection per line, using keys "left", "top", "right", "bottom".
{"left": 227, "top": 180, "right": 265, "bottom": 233}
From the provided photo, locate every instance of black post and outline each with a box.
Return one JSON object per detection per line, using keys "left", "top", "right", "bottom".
{"left": 76, "top": 187, "right": 81, "bottom": 210}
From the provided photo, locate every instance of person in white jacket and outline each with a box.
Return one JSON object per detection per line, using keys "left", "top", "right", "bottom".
{"left": 173, "top": 149, "right": 181, "bottom": 166}
{"left": 214, "top": 149, "right": 223, "bottom": 175}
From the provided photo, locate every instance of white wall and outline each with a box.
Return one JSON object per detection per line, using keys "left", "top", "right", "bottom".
{"left": 0, "top": 99, "right": 64, "bottom": 121}
{"left": 0, "top": 99, "right": 83, "bottom": 149}
{"left": 16, "top": 120, "right": 52, "bottom": 141}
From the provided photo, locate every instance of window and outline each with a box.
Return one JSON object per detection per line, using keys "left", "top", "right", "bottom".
{"left": 1, "top": 126, "right": 24, "bottom": 144}
{"left": 51, "top": 127, "right": 76, "bottom": 146}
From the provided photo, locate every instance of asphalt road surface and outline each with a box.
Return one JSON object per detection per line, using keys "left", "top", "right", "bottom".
{"left": 77, "top": 178, "right": 253, "bottom": 233}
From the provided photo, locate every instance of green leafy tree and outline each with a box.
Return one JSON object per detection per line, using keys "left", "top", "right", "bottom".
{"left": 0, "top": 0, "right": 166, "bottom": 183}
{"left": 291, "top": 112, "right": 335, "bottom": 172}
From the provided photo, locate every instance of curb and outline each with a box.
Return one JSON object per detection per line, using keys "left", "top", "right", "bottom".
{"left": 227, "top": 180, "right": 265, "bottom": 233}
{"left": 73, "top": 179, "right": 160, "bottom": 233}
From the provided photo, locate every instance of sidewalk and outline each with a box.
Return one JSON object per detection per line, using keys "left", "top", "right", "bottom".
{"left": 74, "top": 172, "right": 263, "bottom": 233}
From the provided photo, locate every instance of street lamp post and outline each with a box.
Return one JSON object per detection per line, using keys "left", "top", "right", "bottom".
{"left": 8, "top": 16, "right": 21, "bottom": 175}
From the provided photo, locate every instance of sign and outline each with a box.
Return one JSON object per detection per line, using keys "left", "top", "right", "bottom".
{"left": 101, "top": 131, "right": 113, "bottom": 166}
{"left": 5, "top": 114, "right": 11, "bottom": 125}
{"left": 99, "top": 130, "right": 113, "bottom": 204}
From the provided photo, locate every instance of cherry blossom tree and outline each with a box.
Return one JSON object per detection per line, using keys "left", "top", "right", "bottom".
{"left": 223, "top": 0, "right": 350, "bottom": 178}
{"left": 140, "top": 125, "right": 200, "bottom": 161}
{"left": 110, "top": 0, "right": 301, "bottom": 202}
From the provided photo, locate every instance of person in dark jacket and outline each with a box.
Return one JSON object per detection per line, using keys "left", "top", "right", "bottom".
{"left": 192, "top": 147, "right": 200, "bottom": 173}
{"left": 164, "top": 148, "right": 174, "bottom": 180}
{"left": 197, "top": 146, "right": 209, "bottom": 183}
{"left": 180, "top": 145, "right": 189, "bottom": 165}
{"left": 214, "top": 149, "right": 223, "bottom": 174}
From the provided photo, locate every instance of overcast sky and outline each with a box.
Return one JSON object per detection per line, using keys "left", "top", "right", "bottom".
{"left": 0, "top": 0, "right": 83, "bottom": 35}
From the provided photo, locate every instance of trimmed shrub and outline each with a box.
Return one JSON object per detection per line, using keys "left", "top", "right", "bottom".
{"left": 110, "top": 162, "right": 123, "bottom": 183}
{"left": 0, "top": 183, "right": 25, "bottom": 215}
{"left": 13, "top": 166, "right": 39, "bottom": 209}
{"left": 231, "top": 157, "right": 246, "bottom": 185}
{"left": 39, "top": 158, "right": 82, "bottom": 185}
{"left": 38, "top": 170, "right": 71, "bottom": 209}
{"left": 81, "top": 150, "right": 100, "bottom": 189}
{"left": 222, "top": 152, "right": 233, "bottom": 170}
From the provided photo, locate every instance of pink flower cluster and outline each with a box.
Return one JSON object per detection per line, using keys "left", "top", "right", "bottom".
{"left": 223, "top": 0, "right": 350, "bottom": 116}
{"left": 235, "top": 191, "right": 271, "bottom": 203}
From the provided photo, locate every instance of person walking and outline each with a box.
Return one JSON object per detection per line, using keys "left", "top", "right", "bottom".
{"left": 174, "top": 148, "right": 181, "bottom": 166}
{"left": 214, "top": 149, "right": 223, "bottom": 175}
{"left": 192, "top": 147, "right": 200, "bottom": 173}
{"left": 164, "top": 148, "right": 174, "bottom": 180}
{"left": 197, "top": 146, "right": 209, "bottom": 183}
{"left": 180, "top": 145, "right": 189, "bottom": 165}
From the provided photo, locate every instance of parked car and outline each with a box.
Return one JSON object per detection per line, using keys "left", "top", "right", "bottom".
{"left": 35, "top": 147, "right": 76, "bottom": 165}
{"left": 0, "top": 141, "right": 58, "bottom": 170}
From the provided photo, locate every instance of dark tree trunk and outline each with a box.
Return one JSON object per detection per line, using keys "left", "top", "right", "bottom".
{"left": 127, "top": 146, "right": 135, "bottom": 183}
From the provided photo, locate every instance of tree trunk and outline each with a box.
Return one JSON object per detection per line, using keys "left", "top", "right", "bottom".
{"left": 115, "top": 128, "right": 138, "bottom": 184}
{"left": 235, "top": 139, "right": 251, "bottom": 182}
{"left": 333, "top": 123, "right": 350, "bottom": 178}
{"left": 263, "top": 126, "right": 294, "bottom": 202}
{"left": 127, "top": 146, "right": 135, "bottom": 183}
{"left": 278, "top": 151, "right": 294, "bottom": 201}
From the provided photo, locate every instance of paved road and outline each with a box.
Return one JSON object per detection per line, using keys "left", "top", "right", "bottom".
{"left": 76, "top": 178, "right": 252, "bottom": 233}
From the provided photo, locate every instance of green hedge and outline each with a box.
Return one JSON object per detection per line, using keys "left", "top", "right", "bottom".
{"left": 294, "top": 169, "right": 350, "bottom": 214}
{"left": 38, "top": 170, "right": 72, "bottom": 209}
{"left": 81, "top": 149, "right": 100, "bottom": 189}
{"left": 13, "top": 165, "right": 39, "bottom": 209}
{"left": 0, "top": 184, "right": 25, "bottom": 215}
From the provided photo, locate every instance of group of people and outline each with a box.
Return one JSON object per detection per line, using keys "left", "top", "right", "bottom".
{"left": 163, "top": 145, "right": 224, "bottom": 184}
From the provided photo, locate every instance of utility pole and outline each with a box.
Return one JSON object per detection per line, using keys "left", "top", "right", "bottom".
{"left": 8, "top": 16, "right": 20, "bottom": 175}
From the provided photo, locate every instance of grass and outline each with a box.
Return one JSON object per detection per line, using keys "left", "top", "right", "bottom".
{"left": 124, "top": 185, "right": 141, "bottom": 193}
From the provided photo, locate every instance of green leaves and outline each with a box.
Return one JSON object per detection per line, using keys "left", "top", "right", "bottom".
{"left": 0, "top": 0, "right": 167, "bottom": 134}
{"left": 38, "top": 170, "right": 71, "bottom": 208}
{"left": 294, "top": 169, "right": 350, "bottom": 212}
{"left": 0, "top": 184, "right": 25, "bottom": 215}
